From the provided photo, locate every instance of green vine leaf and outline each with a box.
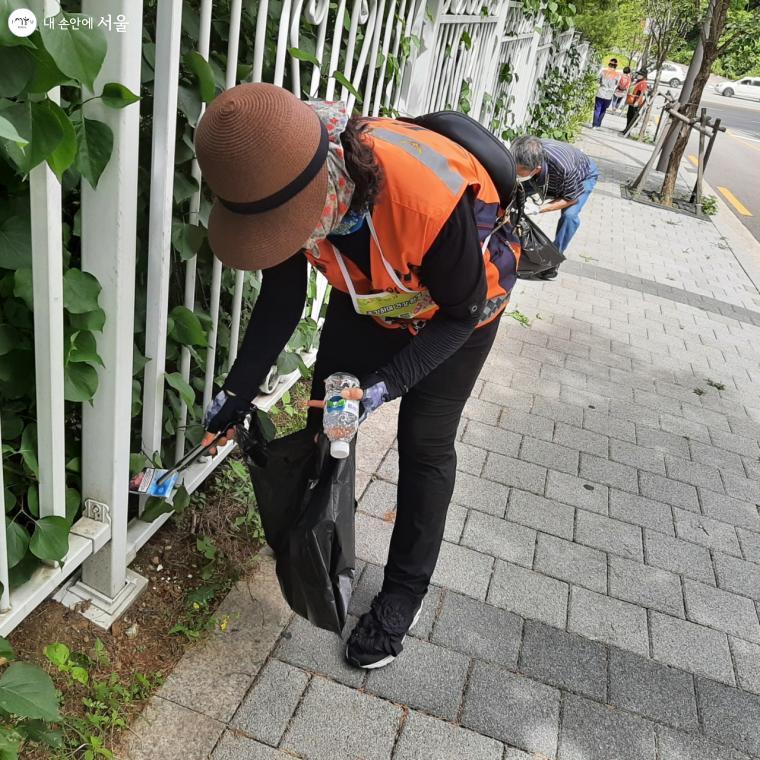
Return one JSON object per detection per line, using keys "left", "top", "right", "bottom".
{"left": 25, "top": 33, "right": 72, "bottom": 93}
{"left": 5, "top": 519, "right": 30, "bottom": 569}
{"left": 68, "top": 330, "right": 104, "bottom": 367}
{"left": 0, "top": 112, "right": 28, "bottom": 145}
{"left": 20, "top": 423, "right": 38, "bottom": 475}
{"left": 65, "top": 487, "right": 80, "bottom": 525}
{"left": 172, "top": 484, "right": 191, "bottom": 514}
{"left": 141, "top": 496, "right": 174, "bottom": 523}
{"left": 171, "top": 221, "right": 205, "bottom": 260}
{"left": 17, "top": 719, "right": 64, "bottom": 749}
{"left": 166, "top": 371, "right": 196, "bottom": 408}
{"left": 183, "top": 52, "right": 217, "bottom": 102}
{"left": 68, "top": 307, "right": 106, "bottom": 332}
{"left": 1, "top": 100, "right": 64, "bottom": 174}
{"left": 168, "top": 305, "right": 208, "bottom": 347}
{"left": 12, "top": 268, "right": 33, "bottom": 310}
{"left": 39, "top": 11, "right": 107, "bottom": 91}
{"left": 100, "top": 82, "right": 141, "bottom": 109}
{"left": 177, "top": 84, "right": 202, "bottom": 127}
{"left": 46, "top": 100, "right": 77, "bottom": 179}
{"left": 0, "top": 0, "right": 36, "bottom": 48}
{"left": 0, "top": 214, "right": 31, "bottom": 269}
{"left": 63, "top": 361, "right": 99, "bottom": 402}
{"left": 173, "top": 172, "right": 199, "bottom": 204}
{"left": 0, "top": 662, "right": 60, "bottom": 722}
{"left": 73, "top": 114, "right": 114, "bottom": 189}
{"left": 27, "top": 484, "right": 38, "bottom": 517}
{"left": 289, "top": 47, "right": 321, "bottom": 67}
{"left": 0, "top": 324, "right": 14, "bottom": 356}
{"left": 331, "top": 71, "right": 363, "bottom": 103}
{"left": 63, "top": 268, "right": 101, "bottom": 314}
{"left": 29, "top": 515, "right": 69, "bottom": 562}
{"left": 0, "top": 636, "right": 15, "bottom": 663}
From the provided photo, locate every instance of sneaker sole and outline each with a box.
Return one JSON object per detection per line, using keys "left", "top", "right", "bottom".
{"left": 346, "top": 603, "right": 423, "bottom": 670}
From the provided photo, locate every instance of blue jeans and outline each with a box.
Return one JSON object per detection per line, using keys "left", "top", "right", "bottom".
{"left": 554, "top": 165, "right": 599, "bottom": 253}
{"left": 593, "top": 97, "right": 611, "bottom": 127}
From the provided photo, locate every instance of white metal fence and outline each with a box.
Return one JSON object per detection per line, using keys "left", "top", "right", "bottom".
{"left": 0, "top": 0, "right": 589, "bottom": 634}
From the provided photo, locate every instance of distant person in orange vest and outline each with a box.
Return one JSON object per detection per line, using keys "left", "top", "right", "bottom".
{"left": 195, "top": 83, "right": 521, "bottom": 669}
{"left": 593, "top": 58, "right": 622, "bottom": 127}
{"left": 623, "top": 70, "right": 650, "bottom": 134}
{"left": 611, "top": 66, "right": 632, "bottom": 113}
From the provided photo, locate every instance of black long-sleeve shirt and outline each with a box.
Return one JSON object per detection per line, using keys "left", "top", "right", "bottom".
{"left": 223, "top": 190, "right": 486, "bottom": 401}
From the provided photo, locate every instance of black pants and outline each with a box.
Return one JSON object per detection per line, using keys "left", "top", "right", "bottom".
{"left": 309, "top": 292, "right": 501, "bottom": 599}
{"left": 625, "top": 105, "right": 640, "bottom": 132}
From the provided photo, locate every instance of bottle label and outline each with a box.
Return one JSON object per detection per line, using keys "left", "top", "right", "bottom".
{"left": 325, "top": 395, "right": 359, "bottom": 415}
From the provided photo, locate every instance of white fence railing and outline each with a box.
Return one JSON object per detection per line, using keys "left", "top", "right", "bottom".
{"left": 0, "top": 0, "right": 589, "bottom": 634}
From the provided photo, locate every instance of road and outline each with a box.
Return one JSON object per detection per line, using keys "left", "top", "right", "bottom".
{"left": 680, "top": 88, "right": 760, "bottom": 241}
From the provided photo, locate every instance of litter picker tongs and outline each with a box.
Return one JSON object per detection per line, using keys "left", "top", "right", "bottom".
{"left": 154, "top": 430, "right": 229, "bottom": 487}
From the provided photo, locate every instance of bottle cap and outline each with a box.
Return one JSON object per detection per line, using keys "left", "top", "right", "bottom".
{"left": 330, "top": 440, "right": 350, "bottom": 459}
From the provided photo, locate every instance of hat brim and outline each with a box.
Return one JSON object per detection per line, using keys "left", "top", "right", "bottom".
{"left": 207, "top": 163, "right": 329, "bottom": 271}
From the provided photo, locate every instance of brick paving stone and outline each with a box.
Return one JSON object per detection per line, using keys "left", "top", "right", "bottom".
{"left": 230, "top": 660, "right": 309, "bottom": 745}
{"left": 639, "top": 471, "right": 700, "bottom": 511}
{"left": 553, "top": 422, "right": 609, "bottom": 458}
{"left": 579, "top": 454, "right": 638, "bottom": 493}
{"left": 690, "top": 440, "right": 745, "bottom": 474}
{"left": 649, "top": 612, "right": 735, "bottom": 685}
{"left": 713, "top": 552, "right": 760, "bottom": 600}
{"left": 431, "top": 541, "right": 494, "bottom": 600}
{"left": 583, "top": 409, "right": 636, "bottom": 443}
{"left": 394, "top": 710, "right": 504, "bottom": 760}
{"left": 365, "top": 637, "right": 470, "bottom": 721}
{"left": 699, "top": 489, "right": 760, "bottom": 532}
{"left": 359, "top": 479, "right": 396, "bottom": 518}
{"left": 568, "top": 587, "right": 649, "bottom": 656}
{"left": 559, "top": 385, "right": 611, "bottom": 413}
{"left": 532, "top": 397, "right": 585, "bottom": 427}
{"left": 697, "top": 677, "right": 760, "bottom": 756}
{"left": 635, "top": 425, "right": 691, "bottom": 459}
{"left": 665, "top": 455, "right": 725, "bottom": 492}
{"left": 461, "top": 662, "right": 560, "bottom": 758}
{"left": 464, "top": 398, "right": 503, "bottom": 425}
{"left": 608, "top": 489, "right": 674, "bottom": 535}
{"left": 731, "top": 637, "right": 760, "bottom": 695}
{"left": 558, "top": 694, "right": 656, "bottom": 760}
{"left": 480, "top": 381, "right": 534, "bottom": 412}
{"left": 608, "top": 649, "right": 697, "bottom": 730}
{"left": 520, "top": 436, "right": 580, "bottom": 475}
{"left": 452, "top": 471, "right": 510, "bottom": 517}
{"left": 281, "top": 677, "right": 402, "bottom": 760}
{"left": 355, "top": 512, "right": 393, "bottom": 566}
{"left": 711, "top": 428, "right": 760, "bottom": 457}
{"left": 610, "top": 439, "right": 666, "bottom": 475}
{"left": 455, "top": 441, "right": 488, "bottom": 476}
{"left": 644, "top": 531, "right": 716, "bottom": 584}
{"left": 683, "top": 579, "right": 760, "bottom": 642}
{"left": 488, "top": 560, "right": 568, "bottom": 628}
{"left": 738, "top": 528, "right": 760, "bottom": 564}
{"left": 507, "top": 489, "right": 575, "bottom": 540}
{"left": 503, "top": 750, "right": 533, "bottom": 760}
{"left": 723, "top": 470, "right": 760, "bottom": 502}
{"left": 575, "top": 510, "right": 643, "bottom": 561}
{"left": 275, "top": 614, "right": 363, "bottom": 688}
{"left": 499, "top": 408, "right": 554, "bottom": 441}
{"left": 461, "top": 509, "right": 536, "bottom": 567}
{"left": 609, "top": 556, "right": 685, "bottom": 617}
{"left": 518, "top": 620, "right": 607, "bottom": 701}
{"left": 608, "top": 399, "right": 661, "bottom": 427}
{"left": 483, "top": 452, "right": 548, "bottom": 495}
{"left": 431, "top": 591, "right": 522, "bottom": 667}
{"left": 546, "top": 470, "right": 608, "bottom": 514}
{"left": 673, "top": 508, "right": 742, "bottom": 556}
{"left": 463, "top": 420, "right": 522, "bottom": 457}
{"left": 632, "top": 388, "right": 684, "bottom": 416}
{"left": 444, "top": 503, "right": 468, "bottom": 543}
{"left": 212, "top": 733, "right": 294, "bottom": 760}
{"left": 656, "top": 726, "right": 752, "bottom": 760}
{"left": 659, "top": 412, "right": 711, "bottom": 443}
{"left": 534, "top": 533, "right": 607, "bottom": 593}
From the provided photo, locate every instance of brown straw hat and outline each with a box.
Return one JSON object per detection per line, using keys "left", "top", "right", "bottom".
{"left": 195, "top": 83, "right": 329, "bottom": 270}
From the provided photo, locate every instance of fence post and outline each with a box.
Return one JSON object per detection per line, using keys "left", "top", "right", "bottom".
{"left": 61, "top": 0, "right": 147, "bottom": 627}
{"left": 511, "top": 13, "right": 542, "bottom": 129}
{"left": 471, "top": 0, "right": 511, "bottom": 122}
{"left": 396, "top": 0, "right": 444, "bottom": 115}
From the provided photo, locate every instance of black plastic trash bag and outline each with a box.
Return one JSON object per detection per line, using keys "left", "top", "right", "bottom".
{"left": 237, "top": 424, "right": 357, "bottom": 634}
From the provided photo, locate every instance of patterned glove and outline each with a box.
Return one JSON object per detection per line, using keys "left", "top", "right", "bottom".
{"left": 359, "top": 380, "right": 390, "bottom": 422}
{"left": 204, "top": 389, "right": 254, "bottom": 433}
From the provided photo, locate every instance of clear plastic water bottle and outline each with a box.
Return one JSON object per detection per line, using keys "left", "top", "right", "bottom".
{"left": 323, "top": 372, "right": 360, "bottom": 459}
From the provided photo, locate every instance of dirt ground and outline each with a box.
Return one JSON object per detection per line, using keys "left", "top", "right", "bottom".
{"left": 10, "top": 383, "right": 310, "bottom": 759}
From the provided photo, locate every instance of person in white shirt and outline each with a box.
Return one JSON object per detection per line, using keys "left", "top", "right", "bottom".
{"left": 593, "top": 58, "right": 622, "bottom": 127}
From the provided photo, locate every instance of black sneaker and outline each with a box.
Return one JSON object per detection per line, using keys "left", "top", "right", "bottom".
{"left": 345, "top": 591, "right": 423, "bottom": 669}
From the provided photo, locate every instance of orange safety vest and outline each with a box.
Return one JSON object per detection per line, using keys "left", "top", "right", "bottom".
{"left": 303, "top": 118, "right": 520, "bottom": 332}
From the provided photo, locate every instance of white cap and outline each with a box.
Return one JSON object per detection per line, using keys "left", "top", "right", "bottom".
{"left": 330, "top": 440, "right": 350, "bottom": 459}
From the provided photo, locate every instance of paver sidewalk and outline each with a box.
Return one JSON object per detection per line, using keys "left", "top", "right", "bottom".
{"left": 123, "top": 121, "right": 760, "bottom": 760}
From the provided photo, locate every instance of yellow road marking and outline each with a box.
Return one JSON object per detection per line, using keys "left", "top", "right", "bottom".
{"left": 718, "top": 186, "right": 753, "bottom": 216}
{"left": 687, "top": 154, "right": 698, "bottom": 167}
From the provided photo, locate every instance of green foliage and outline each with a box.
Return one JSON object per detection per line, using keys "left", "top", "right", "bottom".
{"left": 701, "top": 194, "right": 718, "bottom": 215}
{"left": 528, "top": 45, "right": 598, "bottom": 141}
{"left": 44, "top": 638, "right": 162, "bottom": 758}
{"left": 0, "top": 635, "right": 64, "bottom": 759}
